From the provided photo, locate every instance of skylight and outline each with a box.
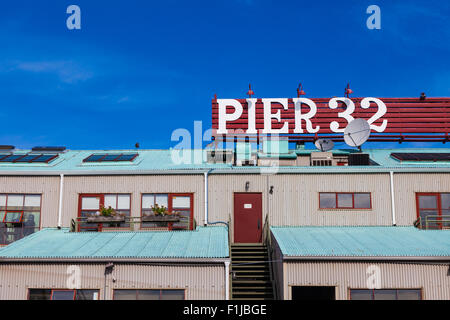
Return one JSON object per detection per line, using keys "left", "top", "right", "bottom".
{"left": 391, "top": 153, "right": 450, "bottom": 162}
{"left": 0, "top": 153, "right": 58, "bottom": 163}
{"left": 83, "top": 153, "right": 138, "bottom": 163}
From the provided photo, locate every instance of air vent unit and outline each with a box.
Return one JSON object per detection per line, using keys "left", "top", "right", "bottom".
{"left": 206, "top": 150, "right": 233, "bottom": 164}
{"left": 348, "top": 153, "right": 370, "bottom": 166}
{"left": 310, "top": 152, "right": 332, "bottom": 166}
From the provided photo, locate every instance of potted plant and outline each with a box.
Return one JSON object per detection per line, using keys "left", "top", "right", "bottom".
{"left": 86, "top": 205, "right": 126, "bottom": 223}
{"left": 142, "top": 204, "right": 181, "bottom": 222}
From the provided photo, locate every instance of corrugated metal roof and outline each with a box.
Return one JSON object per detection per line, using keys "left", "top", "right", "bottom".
{"left": 0, "top": 226, "right": 229, "bottom": 260}
{"left": 270, "top": 226, "right": 450, "bottom": 258}
{"left": 0, "top": 148, "right": 448, "bottom": 174}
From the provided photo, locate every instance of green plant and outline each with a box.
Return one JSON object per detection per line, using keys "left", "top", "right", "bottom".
{"left": 151, "top": 204, "right": 169, "bottom": 216}
{"left": 99, "top": 205, "right": 116, "bottom": 217}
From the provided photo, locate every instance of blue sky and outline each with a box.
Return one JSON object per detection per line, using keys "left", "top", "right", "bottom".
{"left": 0, "top": 0, "right": 449, "bottom": 150}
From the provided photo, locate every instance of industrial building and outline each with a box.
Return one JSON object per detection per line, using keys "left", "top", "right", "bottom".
{"left": 0, "top": 96, "right": 449, "bottom": 300}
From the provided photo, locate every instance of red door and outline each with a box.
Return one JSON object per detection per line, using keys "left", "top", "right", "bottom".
{"left": 234, "top": 193, "right": 263, "bottom": 243}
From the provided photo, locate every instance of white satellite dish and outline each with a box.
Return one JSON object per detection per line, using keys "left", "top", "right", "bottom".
{"left": 344, "top": 118, "right": 371, "bottom": 148}
{"left": 314, "top": 139, "right": 334, "bottom": 152}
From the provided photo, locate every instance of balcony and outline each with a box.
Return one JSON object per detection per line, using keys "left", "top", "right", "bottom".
{"left": 415, "top": 215, "right": 450, "bottom": 230}
{"left": 71, "top": 214, "right": 192, "bottom": 232}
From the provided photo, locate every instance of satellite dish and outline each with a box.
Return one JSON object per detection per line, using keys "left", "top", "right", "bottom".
{"left": 344, "top": 118, "right": 371, "bottom": 148}
{"left": 315, "top": 139, "right": 334, "bottom": 152}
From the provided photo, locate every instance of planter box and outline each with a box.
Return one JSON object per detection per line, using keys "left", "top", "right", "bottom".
{"left": 142, "top": 215, "right": 180, "bottom": 222}
{"left": 86, "top": 216, "right": 126, "bottom": 223}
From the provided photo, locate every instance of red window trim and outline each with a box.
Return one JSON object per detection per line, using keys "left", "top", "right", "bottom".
{"left": 319, "top": 192, "right": 372, "bottom": 209}
{"left": 140, "top": 193, "right": 194, "bottom": 231}
{"left": 415, "top": 192, "right": 449, "bottom": 229}
{"left": 27, "top": 289, "right": 100, "bottom": 300}
{"left": 50, "top": 289, "right": 76, "bottom": 300}
{"left": 78, "top": 193, "right": 132, "bottom": 231}
{"left": 2, "top": 211, "right": 24, "bottom": 223}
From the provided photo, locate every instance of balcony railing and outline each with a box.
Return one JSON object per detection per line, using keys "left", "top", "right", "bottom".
{"left": 71, "top": 215, "right": 194, "bottom": 232}
{"left": 0, "top": 225, "right": 39, "bottom": 245}
{"left": 415, "top": 215, "right": 450, "bottom": 230}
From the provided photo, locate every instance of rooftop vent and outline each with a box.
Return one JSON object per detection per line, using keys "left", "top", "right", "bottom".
{"left": 206, "top": 150, "right": 233, "bottom": 164}
{"left": 348, "top": 153, "right": 370, "bottom": 166}
{"left": 310, "top": 152, "right": 332, "bottom": 166}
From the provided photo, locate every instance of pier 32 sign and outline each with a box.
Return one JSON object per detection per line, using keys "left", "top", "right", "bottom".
{"left": 211, "top": 97, "right": 450, "bottom": 134}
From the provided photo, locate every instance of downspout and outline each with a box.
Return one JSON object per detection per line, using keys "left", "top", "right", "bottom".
{"left": 204, "top": 169, "right": 213, "bottom": 225}
{"left": 57, "top": 174, "right": 64, "bottom": 228}
{"left": 224, "top": 261, "right": 230, "bottom": 300}
{"left": 389, "top": 171, "right": 397, "bottom": 226}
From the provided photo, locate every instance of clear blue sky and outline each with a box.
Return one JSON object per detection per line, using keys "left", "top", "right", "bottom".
{"left": 0, "top": 0, "right": 449, "bottom": 150}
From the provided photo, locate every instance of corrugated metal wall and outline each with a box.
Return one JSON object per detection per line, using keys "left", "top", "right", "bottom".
{"left": 393, "top": 173, "right": 450, "bottom": 226}
{"left": 0, "top": 263, "right": 225, "bottom": 300}
{"left": 209, "top": 173, "right": 393, "bottom": 241}
{"left": 283, "top": 261, "right": 450, "bottom": 300}
{"left": 0, "top": 172, "right": 449, "bottom": 234}
{"left": 0, "top": 176, "right": 60, "bottom": 228}
{"left": 61, "top": 175, "right": 205, "bottom": 227}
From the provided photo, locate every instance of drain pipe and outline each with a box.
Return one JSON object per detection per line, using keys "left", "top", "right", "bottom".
{"left": 57, "top": 174, "right": 64, "bottom": 228}
{"left": 225, "top": 261, "right": 230, "bottom": 300}
{"left": 204, "top": 169, "right": 213, "bottom": 226}
{"left": 389, "top": 171, "right": 397, "bottom": 226}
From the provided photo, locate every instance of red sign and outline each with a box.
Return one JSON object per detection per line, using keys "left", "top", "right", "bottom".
{"left": 212, "top": 97, "right": 450, "bottom": 135}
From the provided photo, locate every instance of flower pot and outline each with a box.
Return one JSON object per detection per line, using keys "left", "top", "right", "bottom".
{"left": 142, "top": 215, "right": 180, "bottom": 222}
{"left": 86, "top": 216, "right": 126, "bottom": 223}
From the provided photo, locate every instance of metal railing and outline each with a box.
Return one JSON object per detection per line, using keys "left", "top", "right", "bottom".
{"left": 71, "top": 216, "right": 191, "bottom": 232}
{"left": 415, "top": 215, "right": 450, "bottom": 230}
{"left": 262, "top": 214, "right": 278, "bottom": 300}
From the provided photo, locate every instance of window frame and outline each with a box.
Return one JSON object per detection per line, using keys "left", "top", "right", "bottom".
{"left": 140, "top": 193, "right": 194, "bottom": 230}
{"left": 415, "top": 192, "right": 449, "bottom": 229}
{"left": 28, "top": 289, "right": 100, "bottom": 300}
{"left": 0, "top": 193, "right": 42, "bottom": 245}
{"left": 78, "top": 193, "right": 132, "bottom": 231}
{"left": 319, "top": 192, "right": 372, "bottom": 210}
{"left": 112, "top": 288, "right": 186, "bottom": 300}
{"left": 348, "top": 288, "right": 423, "bottom": 300}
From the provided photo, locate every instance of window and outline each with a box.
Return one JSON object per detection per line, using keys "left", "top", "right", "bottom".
{"left": 391, "top": 153, "right": 450, "bottom": 162}
{"left": 78, "top": 194, "right": 131, "bottom": 231}
{"left": 416, "top": 193, "right": 450, "bottom": 229}
{"left": 142, "top": 193, "right": 193, "bottom": 230}
{"left": 0, "top": 194, "right": 41, "bottom": 245}
{"left": 0, "top": 153, "right": 58, "bottom": 163}
{"left": 29, "top": 289, "right": 99, "bottom": 300}
{"left": 113, "top": 289, "right": 184, "bottom": 300}
{"left": 83, "top": 153, "right": 138, "bottom": 163}
{"left": 350, "top": 289, "right": 421, "bottom": 300}
{"left": 319, "top": 193, "right": 371, "bottom": 209}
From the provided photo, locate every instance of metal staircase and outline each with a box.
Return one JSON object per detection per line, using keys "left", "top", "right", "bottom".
{"left": 231, "top": 244, "right": 274, "bottom": 300}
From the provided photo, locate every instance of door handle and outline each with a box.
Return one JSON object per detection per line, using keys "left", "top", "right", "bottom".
{"left": 257, "top": 219, "right": 261, "bottom": 230}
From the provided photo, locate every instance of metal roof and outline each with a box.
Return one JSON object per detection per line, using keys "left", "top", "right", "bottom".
{"left": 0, "top": 148, "right": 448, "bottom": 175}
{"left": 0, "top": 226, "right": 229, "bottom": 260}
{"left": 270, "top": 226, "right": 450, "bottom": 259}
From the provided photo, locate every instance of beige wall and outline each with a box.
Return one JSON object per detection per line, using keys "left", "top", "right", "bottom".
{"left": 281, "top": 261, "right": 450, "bottom": 300}
{"left": 393, "top": 173, "right": 450, "bottom": 225}
{"left": 60, "top": 175, "right": 205, "bottom": 228}
{"left": 0, "top": 172, "right": 449, "bottom": 234}
{"left": 0, "top": 176, "right": 60, "bottom": 229}
{"left": 0, "top": 263, "right": 225, "bottom": 300}
{"left": 209, "top": 173, "right": 393, "bottom": 242}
